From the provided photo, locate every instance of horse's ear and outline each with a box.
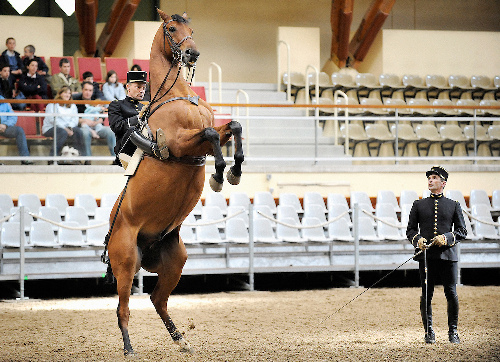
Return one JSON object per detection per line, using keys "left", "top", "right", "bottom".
{"left": 157, "top": 9, "right": 170, "bottom": 21}
{"left": 182, "top": 12, "right": 189, "bottom": 19}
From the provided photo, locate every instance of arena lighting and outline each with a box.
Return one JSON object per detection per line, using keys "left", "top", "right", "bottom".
{"left": 7, "top": 0, "right": 35, "bottom": 14}
{"left": 55, "top": 0, "right": 75, "bottom": 16}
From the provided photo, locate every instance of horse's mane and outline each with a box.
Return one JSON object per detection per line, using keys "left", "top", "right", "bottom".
{"left": 171, "top": 14, "right": 189, "bottom": 24}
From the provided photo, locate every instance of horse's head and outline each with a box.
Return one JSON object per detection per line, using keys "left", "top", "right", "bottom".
{"left": 157, "top": 9, "right": 199, "bottom": 68}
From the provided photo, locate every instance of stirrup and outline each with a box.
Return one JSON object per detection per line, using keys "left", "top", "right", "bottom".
{"left": 156, "top": 128, "right": 170, "bottom": 159}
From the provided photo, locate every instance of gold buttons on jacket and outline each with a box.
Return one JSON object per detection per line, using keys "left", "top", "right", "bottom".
{"left": 434, "top": 199, "right": 439, "bottom": 236}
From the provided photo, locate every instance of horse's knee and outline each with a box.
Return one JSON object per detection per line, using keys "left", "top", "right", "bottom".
{"left": 229, "top": 121, "right": 242, "bottom": 135}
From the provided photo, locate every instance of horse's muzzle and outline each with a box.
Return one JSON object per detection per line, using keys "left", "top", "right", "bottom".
{"left": 183, "top": 48, "right": 200, "bottom": 66}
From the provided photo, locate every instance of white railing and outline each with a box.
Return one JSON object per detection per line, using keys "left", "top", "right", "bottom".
{"left": 235, "top": 89, "right": 250, "bottom": 156}
{"left": 276, "top": 40, "right": 291, "bottom": 102}
{"left": 208, "top": 62, "right": 222, "bottom": 104}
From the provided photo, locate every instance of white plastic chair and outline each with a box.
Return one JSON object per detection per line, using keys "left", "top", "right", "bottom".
{"left": 65, "top": 206, "right": 89, "bottom": 227}
{"left": 45, "top": 193, "right": 69, "bottom": 218}
{"left": 253, "top": 218, "right": 280, "bottom": 243}
{"left": 18, "top": 193, "right": 41, "bottom": 215}
{"left": 469, "top": 189, "right": 492, "bottom": 210}
{"left": 30, "top": 221, "right": 58, "bottom": 247}
{"left": 277, "top": 205, "right": 300, "bottom": 225}
{"left": 328, "top": 203, "right": 352, "bottom": 227}
{"left": 95, "top": 207, "right": 112, "bottom": 222}
{"left": 350, "top": 191, "right": 374, "bottom": 212}
{"left": 201, "top": 205, "right": 225, "bottom": 229}
{"left": 227, "top": 205, "right": 248, "bottom": 228}
{"left": 377, "top": 190, "right": 401, "bottom": 212}
{"left": 276, "top": 217, "right": 306, "bottom": 243}
{"left": 358, "top": 216, "right": 381, "bottom": 241}
{"left": 375, "top": 203, "right": 400, "bottom": 224}
{"left": 205, "top": 192, "right": 228, "bottom": 215}
{"left": 254, "top": 192, "right": 277, "bottom": 214}
{"left": 74, "top": 194, "right": 98, "bottom": 217}
{"left": 1, "top": 222, "right": 22, "bottom": 247}
{"left": 400, "top": 204, "right": 412, "bottom": 237}
{"left": 196, "top": 221, "right": 222, "bottom": 244}
{"left": 327, "top": 193, "right": 349, "bottom": 211}
{"left": 328, "top": 218, "right": 353, "bottom": 242}
{"left": 492, "top": 190, "right": 500, "bottom": 212}
{"left": 0, "top": 194, "right": 14, "bottom": 217}
{"left": 304, "top": 204, "right": 327, "bottom": 225}
{"left": 301, "top": 217, "right": 329, "bottom": 242}
{"left": 253, "top": 205, "right": 276, "bottom": 226}
{"left": 279, "top": 193, "right": 303, "bottom": 213}
{"left": 38, "top": 206, "right": 62, "bottom": 231}
{"left": 225, "top": 218, "right": 249, "bottom": 244}
{"left": 100, "top": 193, "right": 119, "bottom": 208}
{"left": 400, "top": 190, "right": 419, "bottom": 209}
{"left": 377, "top": 217, "right": 405, "bottom": 241}
{"left": 58, "top": 221, "right": 86, "bottom": 246}
{"left": 9, "top": 207, "right": 33, "bottom": 232}
{"left": 229, "top": 192, "right": 250, "bottom": 210}
{"left": 180, "top": 224, "right": 197, "bottom": 244}
{"left": 303, "top": 192, "right": 326, "bottom": 212}
{"left": 191, "top": 199, "right": 203, "bottom": 216}
{"left": 445, "top": 190, "right": 469, "bottom": 212}
{"left": 462, "top": 211, "right": 479, "bottom": 241}
{"left": 86, "top": 219, "right": 109, "bottom": 246}
{"left": 471, "top": 204, "right": 495, "bottom": 228}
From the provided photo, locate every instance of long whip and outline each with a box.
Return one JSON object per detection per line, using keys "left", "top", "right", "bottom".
{"left": 318, "top": 249, "right": 424, "bottom": 326}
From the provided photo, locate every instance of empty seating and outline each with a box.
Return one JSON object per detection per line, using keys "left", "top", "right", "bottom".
{"left": 195, "top": 221, "right": 222, "bottom": 244}
{"left": 357, "top": 216, "right": 380, "bottom": 241}
{"left": 205, "top": 192, "right": 228, "bottom": 215}
{"left": 377, "top": 191, "right": 401, "bottom": 212}
{"left": 327, "top": 193, "right": 349, "bottom": 211}
{"left": 414, "top": 124, "right": 444, "bottom": 156}
{"left": 301, "top": 217, "right": 329, "bottom": 242}
{"left": 38, "top": 206, "right": 62, "bottom": 231}
{"left": 407, "top": 98, "right": 436, "bottom": 116}
{"left": 30, "top": 221, "right": 57, "bottom": 247}
{"left": 0, "top": 194, "right": 14, "bottom": 217}
{"left": 86, "top": 219, "right": 109, "bottom": 246}
{"left": 384, "top": 98, "right": 411, "bottom": 116}
{"left": 277, "top": 205, "right": 300, "bottom": 224}
{"left": 254, "top": 192, "right": 277, "bottom": 214}
{"left": 282, "top": 72, "right": 306, "bottom": 102}
{"left": 445, "top": 190, "right": 469, "bottom": 211}
{"left": 340, "top": 124, "right": 370, "bottom": 156}
{"left": 65, "top": 206, "right": 89, "bottom": 227}
{"left": 180, "top": 224, "right": 196, "bottom": 244}
{"left": 439, "top": 125, "right": 468, "bottom": 156}
{"left": 95, "top": 207, "right": 112, "bottom": 222}
{"left": 455, "top": 99, "right": 479, "bottom": 116}
{"left": 391, "top": 124, "right": 419, "bottom": 156}
{"left": 328, "top": 218, "right": 353, "bottom": 242}
{"left": 226, "top": 206, "right": 248, "bottom": 228}
{"left": 18, "top": 193, "right": 41, "bottom": 215}
{"left": 58, "top": 221, "right": 85, "bottom": 246}
{"left": 201, "top": 206, "right": 225, "bottom": 228}
{"left": 304, "top": 204, "right": 327, "bottom": 225}
{"left": 74, "top": 194, "right": 98, "bottom": 217}
{"left": 471, "top": 204, "right": 500, "bottom": 240}
{"left": 253, "top": 218, "right": 280, "bottom": 243}
{"left": 479, "top": 100, "right": 500, "bottom": 117}
{"left": 365, "top": 124, "right": 395, "bottom": 157}
{"left": 469, "top": 189, "right": 492, "bottom": 210}
{"left": 377, "top": 217, "right": 405, "bottom": 241}
{"left": 9, "top": 207, "right": 33, "bottom": 231}
{"left": 492, "top": 190, "right": 500, "bottom": 212}
{"left": 229, "top": 192, "right": 250, "bottom": 210}
{"left": 400, "top": 190, "right": 419, "bottom": 209}
{"left": 100, "top": 193, "right": 119, "bottom": 208}
{"left": 1, "top": 222, "right": 23, "bottom": 247}
{"left": 303, "top": 192, "right": 326, "bottom": 212}
{"left": 253, "top": 205, "right": 276, "bottom": 226}
{"left": 433, "top": 99, "right": 458, "bottom": 116}
{"left": 328, "top": 204, "right": 352, "bottom": 227}
{"left": 225, "top": 218, "right": 249, "bottom": 243}
{"left": 279, "top": 193, "right": 303, "bottom": 213}
{"left": 425, "top": 74, "right": 448, "bottom": 99}
{"left": 276, "top": 217, "right": 306, "bottom": 243}
{"left": 463, "top": 125, "right": 493, "bottom": 156}
{"left": 350, "top": 191, "right": 374, "bottom": 212}
{"left": 45, "top": 194, "right": 69, "bottom": 218}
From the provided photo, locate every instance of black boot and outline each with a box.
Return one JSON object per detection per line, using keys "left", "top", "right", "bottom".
{"left": 420, "top": 296, "right": 435, "bottom": 344}
{"left": 448, "top": 298, "right": 460, "bottom": 344}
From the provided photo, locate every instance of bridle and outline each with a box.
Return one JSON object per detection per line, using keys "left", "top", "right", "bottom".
{"left": 141, "top": 17, "right": 198, "bottom": 126}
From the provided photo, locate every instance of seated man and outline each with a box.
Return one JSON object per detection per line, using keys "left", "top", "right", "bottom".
{"left": 0, "top": 95, "right": 33, "bottom": 164}
{"left": 50, "top": 58, "right": 81, "bottom": 97}
{"left": 0, "top": 63, "right": 25, "bottom": 110}
{"left": 18, "top": 59, "right": 47, "bottom": 113}
{"left": 75, "top": 81, "right": 116, "bottom": 162}
{"left": 22, "top": 45, "right": 49, "bottom": 77}
{"left": 81, "top": 71, "right": 104, "bottom": 100}
{"left": 1, "top": 37, "right": 23, "bottom": 80}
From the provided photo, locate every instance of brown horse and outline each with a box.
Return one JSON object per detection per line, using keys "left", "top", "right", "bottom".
{"left": 106, "top": 10, "right": 244, "bottom": 355}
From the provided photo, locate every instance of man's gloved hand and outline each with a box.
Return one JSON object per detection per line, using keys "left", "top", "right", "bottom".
{"left": 417, "top": 237, "right": 429, "bottom": 250}
{"left": 431, "top": 234, "right": 447, "bottom": 247}
{"left": 127, "top": 115, "right": 139, "bottom": 127}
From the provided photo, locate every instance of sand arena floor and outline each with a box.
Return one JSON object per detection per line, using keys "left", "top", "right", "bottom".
{"left": 0, "top": 286, "right": 499, "bottom": 361}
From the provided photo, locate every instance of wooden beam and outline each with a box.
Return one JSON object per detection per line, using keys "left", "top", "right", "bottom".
{"left": 348, "top": 0, "right": 396, "bottom": 69}
{"left": 96, "top": 0, "right": 142, "bottom": 58}
{"left": 330, "top": 0, "right": 354, "bottom": 68}
{"left": 75, "top": 0, "right": 99, "bottom": 57}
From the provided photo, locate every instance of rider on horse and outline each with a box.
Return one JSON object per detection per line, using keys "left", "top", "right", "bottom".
{"left": 108, "top": 70, "right": 169, "bottom": 168}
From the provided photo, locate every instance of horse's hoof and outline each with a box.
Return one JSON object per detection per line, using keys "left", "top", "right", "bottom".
{"left": 226, "top": 168, "right": 241, "bottom": 185}
{"left": 123, "top": 348, "right": 135, "bottom": 357}
{"left": 209, "top": 175, "right": 223, "bottom": 192}
{"left": 175, "top": 339, "right": 194, "bottom": 354}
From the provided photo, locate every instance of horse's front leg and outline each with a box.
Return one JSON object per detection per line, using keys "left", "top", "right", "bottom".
{"left": 224, "top": 121, "right": 244, "bottom": 185}
{"left": 202, "top": 127, "right": 226, "bottom": 192}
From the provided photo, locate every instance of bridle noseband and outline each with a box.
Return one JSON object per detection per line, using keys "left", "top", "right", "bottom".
{"left": 162, "top": 20, "right": 194, "bottom": 66}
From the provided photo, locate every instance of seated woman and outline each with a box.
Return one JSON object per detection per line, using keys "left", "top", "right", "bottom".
{"left": 42, "top": 86, "right": 85, "bottom": 161}
{"left": 102, "top": 70, "right": 126, "bottom": 101}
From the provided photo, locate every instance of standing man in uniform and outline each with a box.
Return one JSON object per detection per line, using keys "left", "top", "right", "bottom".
{"left": 108, "top": 70, "right": 168, "bottom": 167}
{"left": 406, "top": 166, "right": 467, "bottom": 344}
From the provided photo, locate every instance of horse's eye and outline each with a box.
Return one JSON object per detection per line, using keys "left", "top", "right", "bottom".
{"left": 169, "top": 26, "right": 176, "bottom": 32}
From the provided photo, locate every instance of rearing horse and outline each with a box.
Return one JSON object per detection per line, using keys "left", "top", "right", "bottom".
{"left": 106, "top": 10, "right": 244, "bottom": 355}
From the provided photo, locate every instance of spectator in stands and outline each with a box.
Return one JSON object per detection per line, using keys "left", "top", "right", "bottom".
{"left": 76, "top": 81, "right": 116, "bottom": 161}
{"left": 42, "top": 86, "right": 85, "bottom": 160}
{"left": 18, "top": 59, "right": 47, "bottom": 114}
{"left": 102, "top": 70, "right": 126, "bottom": 101}
{"left": 1, "top": 38, "right": 23, "bottom": 79}
{"left": 22, "top": 45, "right": 49, "bottom": 77}
{"left": 50, "top": 58, "right": 81, "bottom": 97}
{"left": 0, "top": 63, "right": 25, "bottom": 110}
{"left": 406, "top": 166, "right": 467, "bottom": 345}
{"left": 81, "top": 71, "right": 104, "bottom": 100}
{"left": 0, "top": 95, "right": 32, "bottom": 164}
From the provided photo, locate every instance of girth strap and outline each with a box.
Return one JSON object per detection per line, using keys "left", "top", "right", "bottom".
{"left": 144, "top": 153, "right": 206, "bottom": 166}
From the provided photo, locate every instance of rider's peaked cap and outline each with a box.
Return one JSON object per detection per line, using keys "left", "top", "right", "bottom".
{"left": 127, "top": 71, "right": 147, "bottom": 83}
{"left": 426, "top": 165, "right": 448, "bottom": 181}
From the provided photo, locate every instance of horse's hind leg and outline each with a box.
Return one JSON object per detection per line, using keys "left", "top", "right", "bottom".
{"left": 202, "top": 127, "right": 226, "bottom": 192}
{"left": 149, "top": 230, "right": 193, "bottom": 353}
{"left": 108, "top": 226, "right": 141, "bottom": 355}
{"left": 225, "top": 121, "right": 244, "bottom": 185}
